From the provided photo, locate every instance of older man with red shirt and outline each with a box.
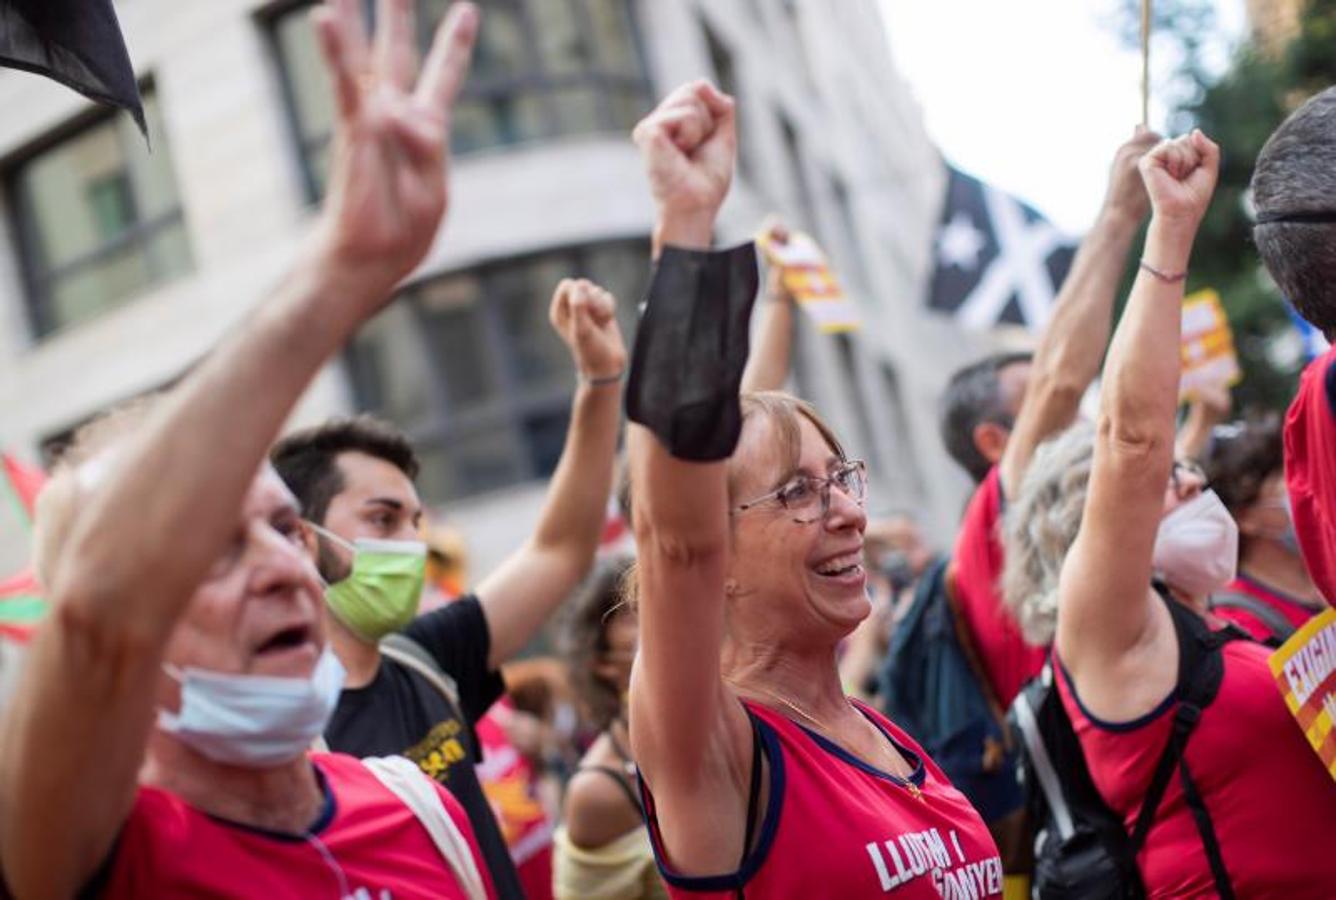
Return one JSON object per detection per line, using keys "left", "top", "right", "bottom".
{"left": 0, "top": 4, "right": 498, "bottom": 897}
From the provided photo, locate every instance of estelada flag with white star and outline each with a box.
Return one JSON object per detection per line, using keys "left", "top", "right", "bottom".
{"left": 0, "top": 0, "right": 146, "bottom": 137}
{"left": 927, "top": 165, "right": 1076, "bottom": 332}
{"left": 1179, "top": 288, "right": 1241, "bottom": 400}
{"left": 756, "top": 228, "right": 861, "bottom": 334}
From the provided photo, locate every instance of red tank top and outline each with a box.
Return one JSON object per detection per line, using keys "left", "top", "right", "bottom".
{"left": 642, "top": 699, "right": 1002, "bottom": 898}
{"left": 1056, "top": 644, "right": 1336, "bottom": 896}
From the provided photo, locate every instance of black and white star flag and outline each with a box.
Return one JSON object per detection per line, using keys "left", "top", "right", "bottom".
{"left": 927, "top": 165, "right": 1076, "bottom": 332}
{"left": 0, "top": 0, "right": 145, "bottom": 137}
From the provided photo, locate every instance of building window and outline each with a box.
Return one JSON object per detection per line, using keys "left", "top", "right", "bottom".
{"left": 8, "top": 89, "right": 193, "bottom": 339}
{"left": 267, "top": 0, "right": 654, "bottom": 201}
{"left": 701, "top": 19, "right": 755, "bottom": 183}
{"left": 345, "top": 239, "right": 648, "bottom": 503}
{"left": 779, "top": 114, "right": 819, "bottom": 235}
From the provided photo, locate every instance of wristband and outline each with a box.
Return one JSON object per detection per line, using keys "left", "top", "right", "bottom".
{"left": 582, "top": 370, "right": 624, "bottom": 387}
{"left": 1138, "top": 259, "right": 1187, "bottom": 283}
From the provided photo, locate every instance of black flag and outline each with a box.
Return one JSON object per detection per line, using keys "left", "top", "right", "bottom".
{"left": 0, "top": 0, "right": 145, "bottom": 136}
{"left": 927, "top": 165, "right": 1075, "bottom": 332}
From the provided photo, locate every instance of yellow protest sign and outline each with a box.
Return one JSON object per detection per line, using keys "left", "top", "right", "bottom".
{"left": 1179, "top": 289, "right": 1241, "bottom": 399}
{"left": 1269, "top": 607, "right": 1336, "bottom": 781}
{"left": 756, "top": 228, "right": 861, "bottom": 334}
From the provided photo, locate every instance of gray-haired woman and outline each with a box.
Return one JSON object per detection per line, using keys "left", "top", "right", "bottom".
{"left": 1002, "top": 130, "right": 1336, "bottom": 897}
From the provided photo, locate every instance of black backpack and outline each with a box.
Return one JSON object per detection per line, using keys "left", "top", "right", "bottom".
{"left": 880, "top": 557, "right": 1024, "bottom": 823}
{"left": 1209, "top": 590, "right": 1296, "bottom": 648}
{"left": 1009, "top": 591, "right": 1245, "bottom": 899}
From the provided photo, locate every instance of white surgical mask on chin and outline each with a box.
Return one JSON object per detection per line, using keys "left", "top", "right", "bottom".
{"left": 157, "top": 646, "right": 345, "bottom": 767}
{"left": 1152, "top": 490, "right": 1239, "bottom": 598}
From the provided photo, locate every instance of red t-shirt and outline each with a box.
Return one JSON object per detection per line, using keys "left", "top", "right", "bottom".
{"left": 643, "top": 700, "right": 1002, "bottom": 898}
{"left": 1056, "top": 643, "right": 1336, "bottom": 897}
{"left": 93, "top": 752, "right": 495, "bottom": 898}
{"left": 951, "top": 466, "right": 1047, "bottom": 706}
{"left": 1213, "top": 574, "right": 1325, "bottom": 643}
{"left": 1285, "top": 345, "right": 1336, "bottom": 603}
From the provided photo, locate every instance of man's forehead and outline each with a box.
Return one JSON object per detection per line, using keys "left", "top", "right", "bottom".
{"left": 334, "top": 451, "right": 421, "bottom": 508}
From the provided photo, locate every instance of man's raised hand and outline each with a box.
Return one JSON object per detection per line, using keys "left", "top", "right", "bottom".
{"left": 550, "top": 278, "right": 627, "bottom": 383}
{"left": 312, "top": 0, "right": 478, "bottom": 296}
{"left": 1101, "top": 127, "right": 1160, "bottom": 226}
{"left": 632, "top": 80, "right": 737, "bottom": 248}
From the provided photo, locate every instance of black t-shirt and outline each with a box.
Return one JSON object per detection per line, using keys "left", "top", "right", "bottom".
{"left": 324, "top": 595, "right": 521, "bottom": 898}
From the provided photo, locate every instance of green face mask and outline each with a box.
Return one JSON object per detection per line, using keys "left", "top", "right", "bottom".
{"left": 314, "top": 526, "right": 427, "bottom": 642}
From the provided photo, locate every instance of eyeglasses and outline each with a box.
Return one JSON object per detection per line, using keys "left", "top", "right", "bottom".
{"left": 1170, "top": 458, "right": 1208, "bottom": 493}
{"left": 732, "top": 459, "right": 868, "bottom": 524}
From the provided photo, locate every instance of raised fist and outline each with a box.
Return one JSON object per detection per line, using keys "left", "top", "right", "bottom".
{"left": 549, "top": 278, "right": 627, "bottom": 383}
{"left": 632, "top": 80, "right": 737, "bottom": 235}
{"left": 1138, "top": 130, "right": 1220, "bottom": 227}
{"left": 1101, "top": 127, "right": 1161, "bottom": 225}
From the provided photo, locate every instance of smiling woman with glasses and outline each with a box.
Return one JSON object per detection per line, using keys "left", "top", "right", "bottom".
{"left": 620, "top": 79, "right": 1002, "bottom": 900}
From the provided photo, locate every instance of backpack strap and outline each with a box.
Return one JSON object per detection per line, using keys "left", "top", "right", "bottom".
{"left": 1209, "top": 590, "right": 1295, "bottom": 646}
{"left": 363, "top": 755, "right": 489, "bottom": 900}
{"left": 1125, "top": 590, "right": 1241, "bottom": 897}
{"left": 1011, "top": 667, "right": 1076, "bottom": 841}
{"left": 380, "top": 632, "right": 462, "bottom": 712}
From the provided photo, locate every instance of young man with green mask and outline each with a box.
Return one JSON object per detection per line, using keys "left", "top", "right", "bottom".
{"left": 271, "top": 276, "right": 625, "bottom": 898}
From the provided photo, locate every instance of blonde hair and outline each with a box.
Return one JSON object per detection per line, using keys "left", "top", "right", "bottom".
{"left": 621, "top": 391, "right": 847, "bottom": 609}
{"left": 1001, "top": 422, "right": 1095, "bottom": 645}
{"left": 32, "top": 394, "right": 162, "bottom": 588}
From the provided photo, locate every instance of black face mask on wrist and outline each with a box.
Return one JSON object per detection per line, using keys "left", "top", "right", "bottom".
{"left": 625, "top": 242, "right": 759, "bottom": 462}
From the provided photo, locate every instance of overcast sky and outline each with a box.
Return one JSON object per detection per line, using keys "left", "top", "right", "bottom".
{"left": 876, "top": 0, "right": 1247, "bottom": 233}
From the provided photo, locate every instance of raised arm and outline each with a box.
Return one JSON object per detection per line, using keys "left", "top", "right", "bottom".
{"left": 625, "top": 81, "right": 758, "bottom": 870}
{"left": 1057, "top": 132, "right": 1220, "bottom": 686}
{"left": 477, "top": 278, "right": 625, "bottom": 669}
{"left": 998, "top": 129, "right": 1158, "bottom": 497}
{"left": 740, "top": 220, "right": 797, "bottom": 393}
{"left": 0, "top": 3, "right": 478, "bottom": 894}
{"left": 1175, "top": 383, "right": 1231, "bottom": 462}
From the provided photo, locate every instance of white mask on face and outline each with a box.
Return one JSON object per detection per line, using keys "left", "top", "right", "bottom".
{"left": 1152, "top": 490, "right": 1239, "bottom": 597}
{"left": 157, "top": 645, "right": 345, "bottom": 767}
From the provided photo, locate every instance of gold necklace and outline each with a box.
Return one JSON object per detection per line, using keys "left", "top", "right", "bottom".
{"left": 731, "top": 683, "right": 925, "bottom": 802}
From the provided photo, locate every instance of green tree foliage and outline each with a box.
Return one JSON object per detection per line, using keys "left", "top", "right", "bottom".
{"left": 1115, "top": 0, "right": 1336, "bottom": 412}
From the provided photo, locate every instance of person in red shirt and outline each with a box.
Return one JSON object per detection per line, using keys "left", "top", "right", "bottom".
{"left": 0, "top": 5, "right": 498, "bottom": 897}
{"left": 1204, "top": 416, "right": 1327, "bottom": 644}
{"left": 1003, "top": 129, "right": 1336, "bottom": 895}
{"left": 1251, "top": 87, "right": 1336, "bottom": 606}
{"left": 940, "top": 129, "right": 1159, "bottom": 711}
{"left": 623, "top": 82, "right": 1000, "bottom": 898}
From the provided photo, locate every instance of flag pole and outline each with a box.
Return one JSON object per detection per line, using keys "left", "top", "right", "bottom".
{"left": 1141, "top": 0, "right": 1152, "bottom": 128}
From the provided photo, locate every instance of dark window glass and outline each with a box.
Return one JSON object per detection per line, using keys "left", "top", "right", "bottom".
{"left": 9, "top": 89, "right": 193, "bottom": 338}
{"left": 347, "top": 239, "right": 649, "bottom": 503}
{"left": 267, "top": 0, "right": 653, "bottom": 201}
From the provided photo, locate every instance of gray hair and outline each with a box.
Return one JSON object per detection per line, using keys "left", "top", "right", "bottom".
{"left": 1252, "top": 86, "right": 1336, "bottom": 337}
{"left": 1001, "top": 421, "right": 1095, "bottom": 645}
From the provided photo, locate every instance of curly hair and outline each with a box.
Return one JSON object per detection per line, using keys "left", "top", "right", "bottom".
{"left": 557, "top": 554, "right": 635, "bottom": 732}
{"left": 1001, "top": 422, "right": 1096, "bottom": 646}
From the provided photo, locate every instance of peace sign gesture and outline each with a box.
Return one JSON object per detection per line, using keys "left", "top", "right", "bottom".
{"left": 312, "top": 0, "right": 478, "bottom": 296}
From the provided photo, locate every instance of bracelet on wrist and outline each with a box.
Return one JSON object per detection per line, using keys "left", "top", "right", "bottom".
{"left": 581, "top": 369, "right": 625, "bottom": 387}
{"left": 1138, "top": 259, "right": 1187, "bottom": 283}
